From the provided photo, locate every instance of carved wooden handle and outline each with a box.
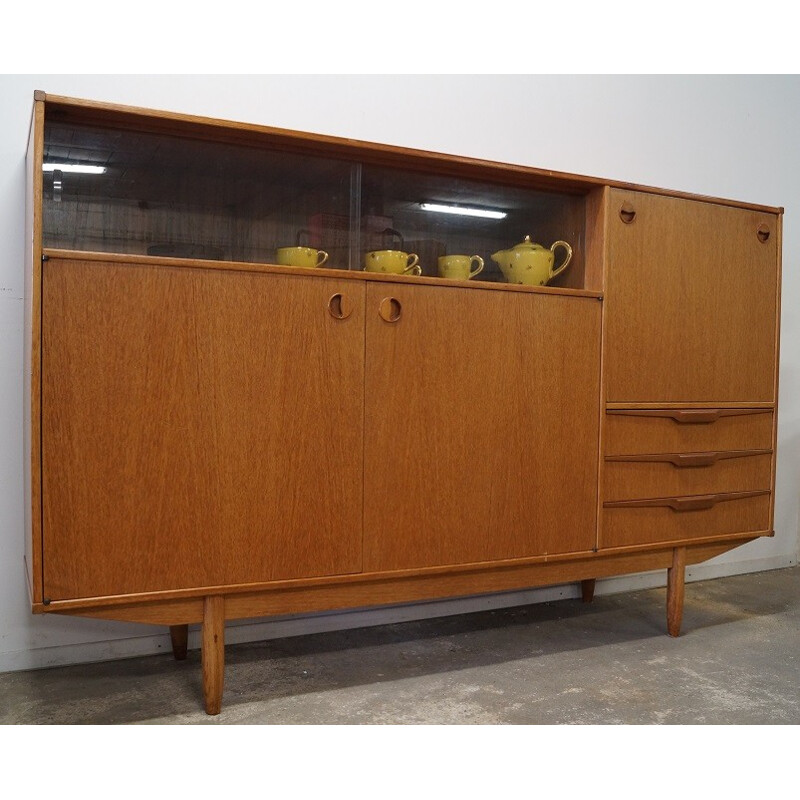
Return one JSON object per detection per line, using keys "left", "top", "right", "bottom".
{"left": 604, "top": 490, "right": 769, "bottom": 512}
{"left": 757, "top": 223, "right": 770, "bottom": 243}
{"left": 619, "top": 202, "right": 636, "bottom": 224}
{"left": 327, "top": 293, "right": 352, "bottom": 320}
{"left": 379, "top": 297, "right": 402, "bottom": 323}
{"left": 607, "top": 448, "right": 772, "bottom": 468}
{"left": 607, "top": 408, "right": 771, "bottom": 425}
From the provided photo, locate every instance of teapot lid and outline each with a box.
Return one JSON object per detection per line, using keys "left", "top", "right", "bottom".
{"left": 512, "top": 235, "right": 544, "bottom": 251}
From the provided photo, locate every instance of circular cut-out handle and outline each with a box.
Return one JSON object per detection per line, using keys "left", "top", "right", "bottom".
{"left": 619, "top": 203, "right": 636, "bottom": 224}
{"left": 757, "top": 224, "right": 770, "bottom": 243}
{"left": 378, "top": 297, "right": 402, "bottom": 323}
{"left": 327, "top": 293, "right": 352, "bottom": 320}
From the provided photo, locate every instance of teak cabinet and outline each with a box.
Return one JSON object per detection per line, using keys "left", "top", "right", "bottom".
{"left": 24, "top": 92, "right": 783, "bottom": 715}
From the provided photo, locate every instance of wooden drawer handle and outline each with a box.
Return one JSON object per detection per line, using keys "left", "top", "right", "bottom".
{"left": 607, "top": 408, "right": 771, "bottom": 424}
{"left": 604, "top": 489, "right": 769, "bottom": 512}
{"left": 607, "top": 448, "right": 772, "bottom": 468}
{"left": 378, "top": 297, "right": 402, "bottom": 323}
{"left": 327, "top": 293, "right": 353, "bottom": 320}
{"left": 757, "top": 224, "right": 770, "bottom": 243}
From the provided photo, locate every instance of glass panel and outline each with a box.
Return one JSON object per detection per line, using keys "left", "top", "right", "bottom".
{"left": 42, "top": 117, "right": 588, "bottom": 288}
{"left": 42, "top": 120, "right": 356, "bottom": 269}
{"left": 360, "top": 165, "right": 586, "bottom": 287}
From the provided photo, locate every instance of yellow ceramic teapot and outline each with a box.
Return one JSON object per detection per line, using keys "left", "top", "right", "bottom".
{"left": 491, "top": 235, "right": 573, "bottom": 286}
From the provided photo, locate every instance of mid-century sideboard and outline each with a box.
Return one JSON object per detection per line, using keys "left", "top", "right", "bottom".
{"left": 24, "top": 92, "right": 782, "bottom": 714}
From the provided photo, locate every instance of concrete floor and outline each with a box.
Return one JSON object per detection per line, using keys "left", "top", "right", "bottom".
{"left": 1, "top": 567, "right": 798, "bottom": 724}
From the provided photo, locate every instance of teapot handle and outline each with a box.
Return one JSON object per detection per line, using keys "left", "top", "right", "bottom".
{"left": 549, "top": 241, "right": 573, "bottom": 279}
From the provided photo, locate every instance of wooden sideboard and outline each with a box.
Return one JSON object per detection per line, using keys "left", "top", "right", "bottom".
{"left": 24, "top": 92, "right": 782, "bottom": 714}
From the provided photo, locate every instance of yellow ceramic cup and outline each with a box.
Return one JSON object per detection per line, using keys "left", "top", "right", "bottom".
{"left": 275, "top": 246, "right": 329, "bottom": 268}
{"left": 364, "top": 250, "right": 422, "bottom": 275}
{"left": 437, "top": 254, "right": 484, "bottom": 281}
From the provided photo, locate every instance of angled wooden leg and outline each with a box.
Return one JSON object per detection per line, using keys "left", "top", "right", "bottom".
{"left": 169, "top": 624, "right": 188, "bottom": 661}
{"left": 202, "top": 596, "right": 225, "bottom": 715}
{"left": 667, "top": 547, "right": 687, "bottom": 637}
{"left": 581, "top": 579, "right": 596, "bottom": 603}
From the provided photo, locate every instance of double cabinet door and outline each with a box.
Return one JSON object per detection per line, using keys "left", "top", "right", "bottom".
{"left": 42, "top": 261, "right": 601, "bottom": 600}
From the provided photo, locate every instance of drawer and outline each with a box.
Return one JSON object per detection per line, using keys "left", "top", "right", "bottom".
{"left": 605, "top": 409, "right": 773, "bottom": 455}
{"left": 603, "top": 491, "right": 770, "bottom": 548}
{"left": 604, "top": 450, "right": 772, "bottom": 501}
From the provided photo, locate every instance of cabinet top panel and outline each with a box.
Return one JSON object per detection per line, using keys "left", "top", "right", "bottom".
{"left": 35, "top": 92, "right": 782, "bottom": 215}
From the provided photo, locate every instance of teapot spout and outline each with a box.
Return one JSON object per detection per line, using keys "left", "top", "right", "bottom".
{"left": 490, "top": 251, "right": 503, "bottom": 264}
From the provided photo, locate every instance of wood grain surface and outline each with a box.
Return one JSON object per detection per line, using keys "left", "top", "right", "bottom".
{"left": 603, "top": 450, "right": 772, "bottom": 501}
{"left": 202, "top": 596, "right": 224, "bottom": 715}
{"left": 769, "top": 215, "right": 783, "bottom": 532}
{"left": 42, "top": 249, "right": 603, "bottom": 299}
{"left": 604, "top": 409, "right": 774, "bottom": 455}
{"left": 363, "top": 282, "right": 601, "bottom": 570}
{"left": 583, "top": 186, "right": 608, "bottom": 293}
{"left": 24, "top": 97, "right": 44, "bottom": 604}
{"left": 55, "top": 538, "right": 757, "bottom": 625}
{"left": 605, "top": 190, "right": 779, "bottom": 403}
{"left": 602, "top": 491, "right": 770, "bottom": 548}
{"left": 667, "top": 547, "right": 687, "bottom": 637}
{"left": 41, "top": 259, "right": 365, "bottom": 600}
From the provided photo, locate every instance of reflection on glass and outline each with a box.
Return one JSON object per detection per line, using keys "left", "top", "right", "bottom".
{"left": 360, "top": 165, "right": 585, "bottom": 285}
{"left": 42, "top": 119, "right": 586, "bottom": 286}
{"left": 42, "top": 121, "right": 355, "bottom": 268}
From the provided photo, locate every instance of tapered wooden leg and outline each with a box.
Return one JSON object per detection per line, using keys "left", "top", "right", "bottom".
{"left": 581, "top": 579, "right": 596, "bottom": 603}
{"left": 202, "top": 596, "right": 225, "bottom": 715}
{"left": 667, "top": 547, "right": 687, "bottom": 637}
{"left": 169, "top": 624, "right": 188, "bottom": 661}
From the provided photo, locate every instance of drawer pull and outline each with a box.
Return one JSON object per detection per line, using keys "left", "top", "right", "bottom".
{"left": 607, "top": 448, "right": 772, "bottom": 468}
{"left": 607, "top": 408, "right": 772, "bottom": 424}
{"left": 604, "top": 490, "right": 770, "bottom": 512}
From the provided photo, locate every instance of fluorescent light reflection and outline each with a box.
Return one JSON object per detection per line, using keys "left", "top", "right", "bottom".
{"left": 43, "top": 163, "right": 107, "bottom": 175}
{"left": 420, "top": 202, "right": 506, "bottom": 220}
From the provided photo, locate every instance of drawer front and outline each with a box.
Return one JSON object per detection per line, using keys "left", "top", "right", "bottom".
{"left": 605, "top": 409, "right": 773, "bottom": 455}
{"left": 602, "top": 491, "right": 770, "bottom": 548}
{"left": 604, "top": 451, "right": 772, "bottom": 501}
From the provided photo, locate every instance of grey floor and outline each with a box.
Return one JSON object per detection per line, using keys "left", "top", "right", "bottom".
{"left": 2, "top": 566, "right": 798, "bottom": 724}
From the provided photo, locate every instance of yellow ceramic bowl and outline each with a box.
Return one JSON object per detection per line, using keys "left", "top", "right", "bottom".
{"left": 364, "top": 250, "right": 421, "bottom": 275}
{"left": 275, "top": 246, "right": 328, "bottom": 268}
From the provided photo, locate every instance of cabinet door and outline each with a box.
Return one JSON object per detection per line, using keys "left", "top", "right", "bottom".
{"left": 363, "top": 283, "right": 601, "bottom": 572}
{"left": 605, "top": 190, "right": 779, "bottom": 403}
{"left": 42, "top": 260, "right": 364, "bottom": 600}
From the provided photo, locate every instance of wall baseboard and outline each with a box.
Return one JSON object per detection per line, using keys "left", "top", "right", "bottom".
{"left": 1, "top": 554, "right": 796, "bottom": 674}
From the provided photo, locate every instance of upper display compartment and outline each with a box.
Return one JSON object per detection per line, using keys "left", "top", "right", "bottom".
{"left": 42, "top": 117, "right": 592, "bottom": 288}
{"left": 40, "top": 96, "right": 610, "bottom": 290}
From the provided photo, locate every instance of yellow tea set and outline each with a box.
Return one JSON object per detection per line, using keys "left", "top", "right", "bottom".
{"left": 274, "top": 230, "right": 573, "bottom": 287}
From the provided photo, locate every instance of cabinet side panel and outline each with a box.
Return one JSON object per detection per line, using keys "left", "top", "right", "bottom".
{"left": 24, "top": 97, "right": 44, "bottom": 604}
{"left": 770, "top": 213, "right": 782, "bottom": 531}
{"left": 583, "top": 186, "right": 608, "bottom": 293}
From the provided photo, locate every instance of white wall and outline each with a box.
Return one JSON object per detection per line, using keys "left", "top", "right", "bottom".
{"left": 1, "top": 75, "right": 798, "bottom": 673}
